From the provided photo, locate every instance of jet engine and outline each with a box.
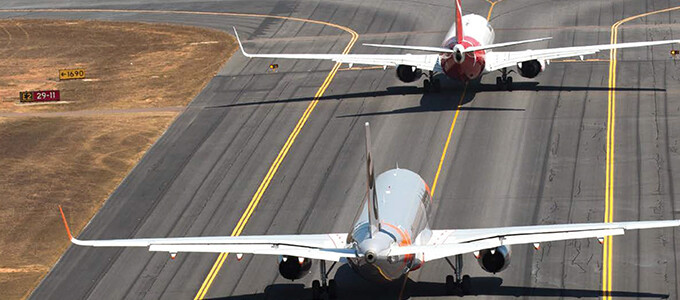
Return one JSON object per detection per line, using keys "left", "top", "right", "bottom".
{"left": 517, "top": 59, "right": 545, "bottom": 78}
{"left": 396, "top": 65, "right": 423, "bottom": 82}
{"left": 476, "top": 246, "right": 511, "bottom": 273}
{"left": 278, "top": 255, "right": 312, "bottom": 280}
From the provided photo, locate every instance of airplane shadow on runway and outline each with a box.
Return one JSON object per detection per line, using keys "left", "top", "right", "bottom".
{"left": 207, "top": 76, "right": 664, "bottom": 118}
{"left": 206, "top": 265, "right": 668, "bottom": 300}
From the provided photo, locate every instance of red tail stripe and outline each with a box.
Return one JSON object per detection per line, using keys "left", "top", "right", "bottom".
{"left": 455, "top": 0, "right": 463, "bottom": 44}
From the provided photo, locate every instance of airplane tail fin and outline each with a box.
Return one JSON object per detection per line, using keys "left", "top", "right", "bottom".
{"left": 455, "top": 0, "right": 464, "bottom": 44}
{"left": 364, "top": 122, "right": 380, "bottom": 238}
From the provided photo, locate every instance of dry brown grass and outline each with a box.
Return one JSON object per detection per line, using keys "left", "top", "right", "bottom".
{"left": 0, "top": 19, "right": 236, "bottom": 111}
{"left": 0, "top": 19, "right": 236, "bottom": 299}
{"left": 0, "top": 115, "right": 177, "bottom": 299}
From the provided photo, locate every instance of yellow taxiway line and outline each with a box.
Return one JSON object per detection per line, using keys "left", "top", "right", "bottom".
{"left": 430, "top": 0, "right": 500, "bottom": 224}
{"left": 431, "top": 0, "right": 501, "bottom": 200}
{"left": 602, "top": 5, "right": 680, "bottom": 299}
{"left": 0, "top": 7, "right": 357, "bottom": 300}
{"left": 431, "top": 85, "right": 467, "bottom": 196}
{"left": 191, "top": 21, "right": 358, "bottom": 300}
{"left": 485, "top": 0, "right": 505, "bottom": 21}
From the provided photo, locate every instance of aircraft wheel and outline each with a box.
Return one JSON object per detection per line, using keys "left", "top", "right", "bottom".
{"left": 445, "top": 275, "right": 456, "bottom": 295}
{"left": 423, "top": 79, "right": 431, "bottom": 93}
{"left": 506, "top": 76, "right": 513, "bottom": 91}
{"left": 328, "top": 279, "right": 337, "bottom": 299}
{"left": 433, "top": 79, "right": 442, "bottom": 93}
{"left": 312, "top": 280, "right": 321, "bottom": 300}
{"left": 461, "top": 275, "right": 472, "bottom": 295}
{"left": 496, "top": 76, "right": 503, "bottom": 89}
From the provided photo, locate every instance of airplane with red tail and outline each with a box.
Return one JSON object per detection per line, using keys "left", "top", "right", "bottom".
{"left": 234, "top": 0, "right": 680, "bottom": 92}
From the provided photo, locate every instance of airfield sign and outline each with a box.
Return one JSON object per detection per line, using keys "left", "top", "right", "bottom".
{"left": 59, "top": 68, "right": 85, "bottom": 80}
{"left": 20, "top": 90, "right": 61, "bottom": 102}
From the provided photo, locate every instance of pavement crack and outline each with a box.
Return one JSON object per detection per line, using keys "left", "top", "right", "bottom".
{"left": 591, "top": 126, "right": 603, "bottom": 139}
{"left": 569, "top": 240, "right": 587, "bottom": 273}
{"left": 659, "top": 232, "right": 668, "bottom": 247}
{"left": 540, "top": 199, "right": 558, "bottom": 223}
{"left": 670, "top": 140, "right": 678, "bottom": 155}
{"left": 548, "top": 168, "right": 555, "bottom": 182}
{"left": 551, "top": 133, "right": 560, "bottom": 156}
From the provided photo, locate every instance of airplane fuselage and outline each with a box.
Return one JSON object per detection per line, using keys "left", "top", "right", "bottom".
{"left": 440, "top": 14, "right": 495, "bottom": 82}
{"left": 347, "top": 168, "right": 432, "bottom": 282}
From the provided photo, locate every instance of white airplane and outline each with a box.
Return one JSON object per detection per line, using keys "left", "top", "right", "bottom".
{"left": 234, "top": 0, "right": 680, "bottom": 92}
{"left": 60, "top": 123, "right": 680, "bottom": 299}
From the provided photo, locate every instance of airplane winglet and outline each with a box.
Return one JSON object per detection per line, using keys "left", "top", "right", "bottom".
{"left": 58, "top": 205, "right": 73, "bottom": 241}
{"left": 232, "top": 27, "right": 252, "bottom": 58}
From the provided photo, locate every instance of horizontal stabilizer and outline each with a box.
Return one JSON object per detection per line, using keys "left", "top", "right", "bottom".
{"left": 362, "top": 43, "right": 454, "bottom": 53}
{"left": 362, "top": 37, "right": 551, "bottom": 54}
{"left": 463, "top": 37, "right": 552, "bottom": 52}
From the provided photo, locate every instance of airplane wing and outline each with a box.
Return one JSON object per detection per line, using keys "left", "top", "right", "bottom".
{"left": 60, "top": 207, "right": 353, "bottom": 261}
{"left": 389, "top": 220, "right": 680, "bottom": 261}
{"left": 72, "top": 234, "right": 353, "bottom": 261}
{"left": 485, "top": 39, "right": 680, "bottom": 72}
{"left": 234, "top": 28, "right": 441, "bottom": 72}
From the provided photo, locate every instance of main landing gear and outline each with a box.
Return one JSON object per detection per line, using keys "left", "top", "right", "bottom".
{"left": 444, "top": 255, "right": 472, "bottom": 296}
{"left": 312, "top": 260, "right": 337, "bottom": 300}
{"left": 496, "top": 68, "right": 513, "bottom": 91}
{"left": 423, "top": 71, "right": 442, "bottom": 94}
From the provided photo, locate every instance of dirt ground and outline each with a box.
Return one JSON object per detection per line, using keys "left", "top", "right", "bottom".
{"left": 0, "top": 19, "right": 235, "bottom": 111}
{"left": 0, "top": 20, "right": 235, "bottom": 299}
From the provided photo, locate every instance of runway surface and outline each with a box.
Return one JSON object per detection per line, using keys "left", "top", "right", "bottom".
{"left": 1, "top": 0, "right": 678, "bottom": 299}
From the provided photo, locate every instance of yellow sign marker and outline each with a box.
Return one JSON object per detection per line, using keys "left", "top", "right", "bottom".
{"left": 19, "top": 91, "right": 32, "bottom": 102}
{"left": 59, "top": 68, "right": 85, "bottom": 80}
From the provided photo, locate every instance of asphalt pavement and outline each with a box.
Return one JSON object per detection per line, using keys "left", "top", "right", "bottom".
{"left": 1, "top": 0, "right": 678, "bottom": 299}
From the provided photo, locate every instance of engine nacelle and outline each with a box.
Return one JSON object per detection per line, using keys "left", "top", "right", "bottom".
{"left": 476, "top": 246, "right": 511, "bottom": 273}
{"left": 517, "top": 59, "right": 545, "bottom": 78}
{"left": 278, "top": 255, "right": 312, "bottom": 280}
{"left": 396, "top": 65, "right": 423, "bottom": 82}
